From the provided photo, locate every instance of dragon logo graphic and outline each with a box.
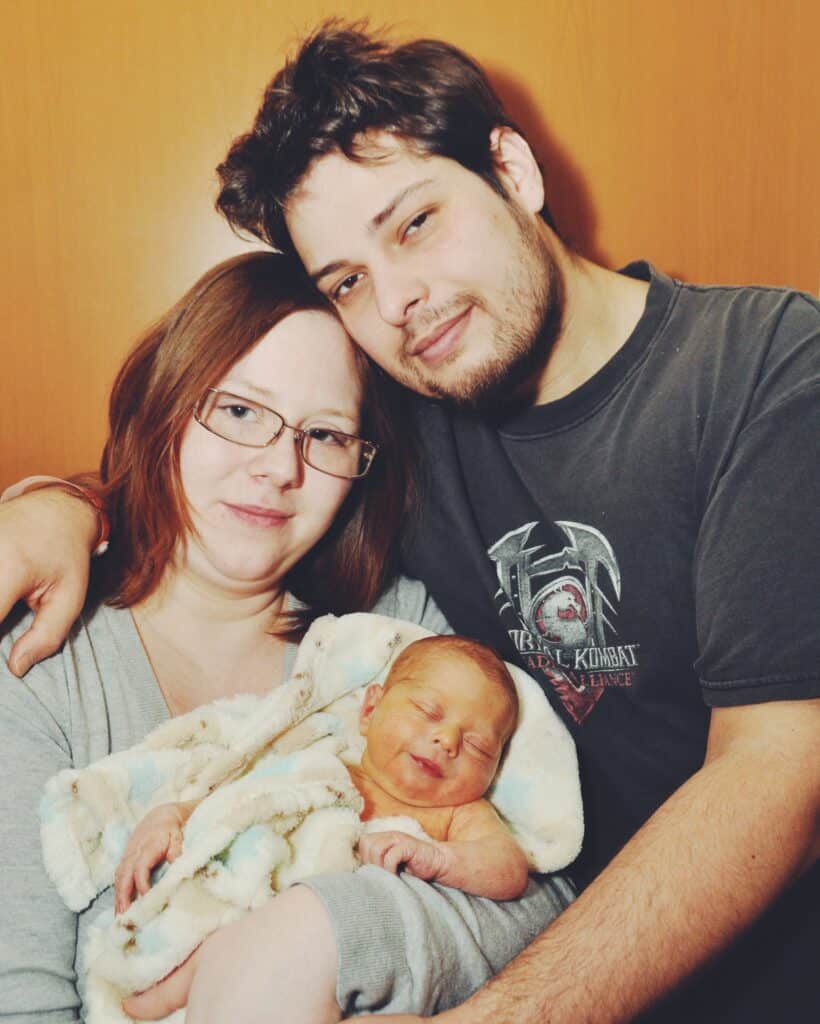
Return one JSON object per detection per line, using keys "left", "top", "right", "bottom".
{"left": 489, "top": 521, "right": 638, "bottom": 723}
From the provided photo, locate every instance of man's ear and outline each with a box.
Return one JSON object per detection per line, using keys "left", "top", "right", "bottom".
{"left": 359, "top": 683, "right": 385, "bottom": 736}
{"left": 489, "top": 126, "right": 545, "bottom": 215}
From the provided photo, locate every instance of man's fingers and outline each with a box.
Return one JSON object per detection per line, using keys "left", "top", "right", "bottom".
{"left": 0, "top": 561, "right": 28, "bottom": 625}
{"left": 7, "top": 580, "right": 87, "bottom": 677}
{"left": 348, "top": 1016, "right": 424, "bottom": 1023}
{"left": 122, "top": 945, "right": 201, "bottom": 1020}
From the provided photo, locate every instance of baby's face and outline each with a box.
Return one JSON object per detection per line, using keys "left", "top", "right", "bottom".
{"left": 359, "top": 650, "right": 517, "bottom": 808}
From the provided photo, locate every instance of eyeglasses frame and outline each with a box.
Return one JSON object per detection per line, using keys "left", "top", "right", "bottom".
{"left": 193, "top": 387, "right": 379, "bottom": 480}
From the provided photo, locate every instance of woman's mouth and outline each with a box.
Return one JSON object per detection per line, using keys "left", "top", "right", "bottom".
{"left": 223, "top": 503, "right": 293, "bottom": 528}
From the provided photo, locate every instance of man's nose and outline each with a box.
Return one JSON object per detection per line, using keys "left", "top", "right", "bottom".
{"left": 247, "top": 428, "right": 303, "bottom": 487}
{"left": 373, "top": 260, "right": 427, "bottom": 327}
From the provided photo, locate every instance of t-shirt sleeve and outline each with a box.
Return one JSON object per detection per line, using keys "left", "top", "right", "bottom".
{"left": 694, "top": 363, "right": 819, "bottom": 707}
{"left": 369, "top": 575, "right": 454, "bottom": 636}
{"left": 0, "top": 642, "right": 81, "bottom": 1020}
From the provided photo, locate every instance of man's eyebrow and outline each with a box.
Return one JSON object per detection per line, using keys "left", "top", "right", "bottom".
{"left": 309, "top": 259, "right": 348, "bottom": 288}
{"left": 308, "top": 178, "right": 435, "bottom": 287}
{"left": 369, "top": 178, "right": 435, "bottom": 231}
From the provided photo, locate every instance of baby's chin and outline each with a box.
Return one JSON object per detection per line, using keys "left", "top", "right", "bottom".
{"left": 388, "top": 776, "right": 491, "bottom": 809}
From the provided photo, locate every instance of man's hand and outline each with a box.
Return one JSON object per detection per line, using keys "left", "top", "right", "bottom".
{"left": 0, "top": 487, "right": 97, "bottom": 675}
{"left": 348, "top": 1016, "right": 427, "bottom": 1023}
{"left": 351, "top": 699, "right": 819, "bottom": 1024}
{"left": 358, "top": 830, "right": 449, "bottom": 881}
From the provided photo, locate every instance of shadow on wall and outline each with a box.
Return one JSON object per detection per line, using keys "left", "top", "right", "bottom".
{"left": 491, "top": 66, "right": 609, "bottom": 268}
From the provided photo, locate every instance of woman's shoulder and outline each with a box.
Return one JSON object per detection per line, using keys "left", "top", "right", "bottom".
{"left": 369, "top": 575, "right": 452, "bottom": 635}
{"left": 0, "top": 603, "right": 167, "bottom": 761}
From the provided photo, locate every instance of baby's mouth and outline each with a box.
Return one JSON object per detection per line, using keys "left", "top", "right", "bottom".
{"left": 410, "top": 754, "right": 443, "bottom": 778}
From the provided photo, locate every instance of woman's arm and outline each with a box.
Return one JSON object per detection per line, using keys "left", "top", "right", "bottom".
{"left": 0, "top": 483, "right": 98, "bottom": 676}
{"left": 0, "top": 651, "right": 82, "bottom": 1019}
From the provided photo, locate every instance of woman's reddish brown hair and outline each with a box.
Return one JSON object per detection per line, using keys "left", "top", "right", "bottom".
{"left": 97, "top": 250, "right": 416, "bottom": 637}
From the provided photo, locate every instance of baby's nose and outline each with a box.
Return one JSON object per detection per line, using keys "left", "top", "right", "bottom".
{"left": 433, "top": 724, "right": 460, "bottom": 755}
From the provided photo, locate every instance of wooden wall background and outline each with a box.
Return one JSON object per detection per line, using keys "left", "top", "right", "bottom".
{"left": 1, "top": 0, "right": 818, "bottom": 485}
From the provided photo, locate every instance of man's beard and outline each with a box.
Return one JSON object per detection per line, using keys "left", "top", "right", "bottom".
{"left": 398, "top": 214, "right": 564, "bottom": 414}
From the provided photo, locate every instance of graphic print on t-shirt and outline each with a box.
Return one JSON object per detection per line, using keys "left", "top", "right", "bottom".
{"left": 489, "top": 521, "right": 640, "bottom": 724}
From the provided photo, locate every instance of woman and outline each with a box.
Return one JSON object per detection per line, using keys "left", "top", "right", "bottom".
{"left": 0, "top": 252, "right": 570, "bottom": 1022}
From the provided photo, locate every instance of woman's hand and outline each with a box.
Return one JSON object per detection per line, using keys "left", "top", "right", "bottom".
{"left": 0, "top": 487, "right": 97, "bottom": 676}
{"left": 122, "top": 942, "right": 204, "bottom": 1020}
{"left": 114, "top": 802, "right": 192, "bottom": 913}
{"left": 357, "top": 830, "right": 449, "bottom": 881}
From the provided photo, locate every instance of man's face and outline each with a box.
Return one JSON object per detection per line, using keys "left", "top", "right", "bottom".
{"left": 285, "top": 133, "right": 561, "bottom": 407}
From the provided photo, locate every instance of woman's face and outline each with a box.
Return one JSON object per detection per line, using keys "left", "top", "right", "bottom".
{"left": 178, "top": 309, "right": 364, "bottom": 595}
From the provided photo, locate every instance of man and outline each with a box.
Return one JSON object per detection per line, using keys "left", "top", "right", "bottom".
{"left": 2, "top": 22, "right": 818, "bottom": 1023}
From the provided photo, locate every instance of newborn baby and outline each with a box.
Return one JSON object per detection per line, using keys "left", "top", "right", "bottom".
{"left": 116, "top": 634, "right": 529, "bottom": 912}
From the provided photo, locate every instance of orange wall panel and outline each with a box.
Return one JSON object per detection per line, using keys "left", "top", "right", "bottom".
{"left": 1, "top": 0, "right": 818, "bottom": 485}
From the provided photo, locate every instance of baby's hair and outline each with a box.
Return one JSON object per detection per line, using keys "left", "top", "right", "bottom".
{"left": 387, "top": 635, "right": 519, "bottom": 727}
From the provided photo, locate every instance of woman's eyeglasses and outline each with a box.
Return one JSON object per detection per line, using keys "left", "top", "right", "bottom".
{"left": 194, "top": 388, "right": 378, "bottom": 480}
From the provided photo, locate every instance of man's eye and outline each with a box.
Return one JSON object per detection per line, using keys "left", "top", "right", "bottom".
{"left": 404, "top": 211, "right": 430, "bottom": 239}
{"left": 332, "top": 273, "right": 362, "bottom": 301}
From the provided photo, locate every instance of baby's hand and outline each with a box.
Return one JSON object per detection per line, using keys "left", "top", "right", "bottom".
{"left": 357, "top": 830, "right": 449, "bottom": 882}
{"left": 114, "top": 803, "right": 189, "bottom": 914}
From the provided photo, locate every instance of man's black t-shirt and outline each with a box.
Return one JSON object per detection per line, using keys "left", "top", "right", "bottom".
{"left": 403, "top": 262, "right": 819, "bottom": 1022}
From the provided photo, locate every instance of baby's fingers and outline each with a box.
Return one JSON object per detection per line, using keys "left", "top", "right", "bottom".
{"left": 114, "top": 860, "right": 137, "bottom": 915}
{"left": 382, "top": 840, "right": 412, "bottom": 874}
{"left": 134, "top": 841, "right": 166, "bottom": 896}
{"left": 166, "top": 830, "right": 184, "bottom": 863}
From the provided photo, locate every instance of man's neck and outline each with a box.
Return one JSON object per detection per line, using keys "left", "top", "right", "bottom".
{"left": 532, "top": 244, "right": 650, "bottom": 405}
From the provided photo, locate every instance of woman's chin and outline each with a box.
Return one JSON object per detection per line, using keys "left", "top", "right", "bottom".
{"left": 180, "top": 550, "right": 289, "bottom": 596}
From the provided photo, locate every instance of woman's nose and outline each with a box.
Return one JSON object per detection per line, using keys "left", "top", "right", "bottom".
{"left": 247, "top": 429, "right": 303, "bottom": 486}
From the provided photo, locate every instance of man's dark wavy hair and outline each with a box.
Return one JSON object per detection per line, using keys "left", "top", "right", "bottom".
{"left": 216, "top": 19, "right": 557, "bottom": 254}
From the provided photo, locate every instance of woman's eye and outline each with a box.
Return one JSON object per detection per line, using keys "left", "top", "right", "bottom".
{"left": 221, "top": 403, "right": 257, "bottom": 422}
{"left": 309, "top": 428, "right": 348, "bottom": 447}
{"left": 332, "top": 273, "right": 362, "bottom": 302}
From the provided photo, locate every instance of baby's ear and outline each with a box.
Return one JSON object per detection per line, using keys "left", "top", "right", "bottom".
{"left": 359, "top": 683, "right": 384, "bottom": 735}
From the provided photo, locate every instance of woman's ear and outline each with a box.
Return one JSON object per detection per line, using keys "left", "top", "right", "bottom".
{"left": 359, "top": 683, "right": 384, "bottom": 735}
{"left": 489, "top": 126, "right": 546, "bottom": 215}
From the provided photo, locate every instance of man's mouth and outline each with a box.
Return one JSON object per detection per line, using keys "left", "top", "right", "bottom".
{"left": 410, "top": 754, "right": 444, "bottom": 778}
{"left": 409, "top": 307, "right": 472, "bottom": 366}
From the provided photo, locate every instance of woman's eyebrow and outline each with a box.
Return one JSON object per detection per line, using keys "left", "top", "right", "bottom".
{"left": 219, "top": 378, "right": 275, "bottom": 401}
{"left": 219, "top": 380, "right": 358, "bottom": 423}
